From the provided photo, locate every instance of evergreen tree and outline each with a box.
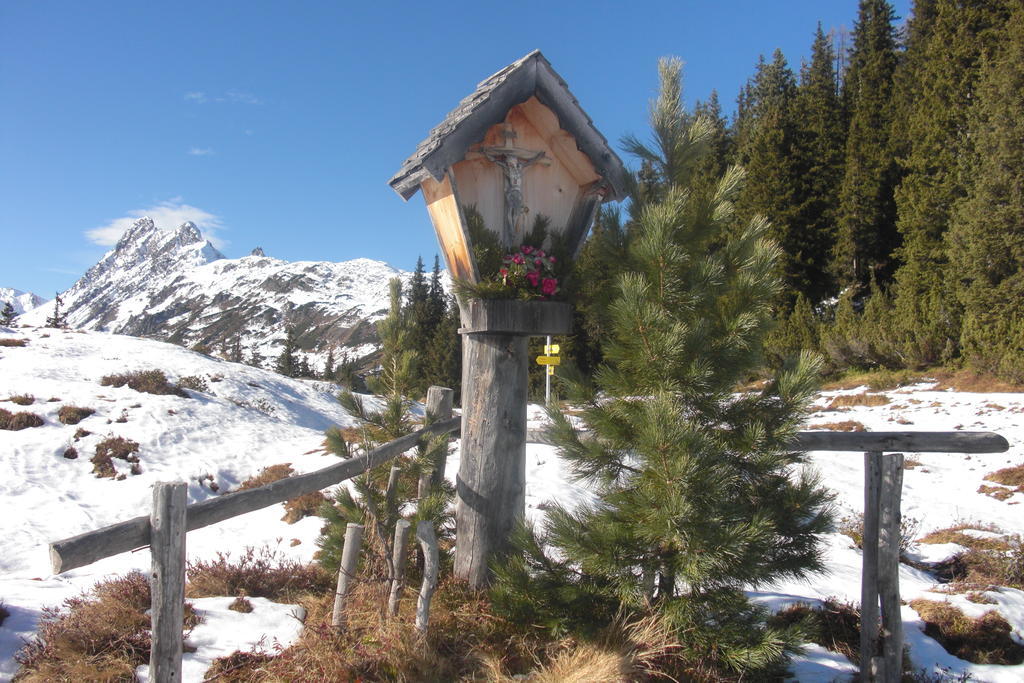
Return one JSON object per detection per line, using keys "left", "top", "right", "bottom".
{"left": 833, "top": 0, "right": 901, "bottom": 289}
{"left": 493, "top": 59, "right": 832, "bottom": 677}
{"left": 889, "top": 0, "right": 1011, "bottom": 367}
{"left": 228, "top": 335, "right": 244, "bottom": 363}
{"left": 274, "top": 326, "right": 299, "bottom": 377}
{"left": 949, "top": 6, "right": 1024, "bottom": 380}
{"left": 45, "top": 292, "right": 68, "bottom": 329}
{"left": 247, "top": 343, "right": 264, "bottom": 369}
{"left": 1, "top": 302, "right": 15, "bottom": 326}
{"left": 423, "top": 292, "right": 462, "bottom": 402}
{"left": 322, "top": 345, "right": 336, "bottom": 381}
{"left": 792, "top": 24, "right": 845, "bottom": 303}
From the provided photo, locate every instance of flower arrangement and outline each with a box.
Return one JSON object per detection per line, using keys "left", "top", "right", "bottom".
{"left": 498, "top": 245, "right": 560, "bottom": 300}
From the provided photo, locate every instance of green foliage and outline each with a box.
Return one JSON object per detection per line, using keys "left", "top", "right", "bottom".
{"left": 0, "top": 302, "right": 15, "bottom": 326}
{"left": 45, "top": 292, "right": 68, "bottom": 329}
{"left": 764, "top": 292, "right": 821, "bottom": 368}
{"left": 274, "top": 325, "right": 300, "bottom": 378}
{"left": 493, "top": 58, "right": 833, "bottom": 678}
{"left": 949, "top": 6, "right": 1024, "bottom": 381}
{"left": 833, "top": 0, "right": 901, "bottom": 289}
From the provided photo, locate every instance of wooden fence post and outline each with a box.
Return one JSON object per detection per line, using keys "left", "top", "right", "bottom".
{"left": 419, "top": 386, "right": 455, "bottom": 498}
{"left": 861, "top": 451, "right": 882, "bottom": 681}
{"left": 879, "top": 453, "right": 905, "bottom": 682}
{"left": 415, "top": 521, "right": 439, "bottom": 633}
{"left": 332, "top": 523, "right": 364, "bottom": 628}
{"left": 388, "top": 519, "right": 412, "bottom": 617}
{"left": 150, "top": 481, "right": 187, "bottom": 682}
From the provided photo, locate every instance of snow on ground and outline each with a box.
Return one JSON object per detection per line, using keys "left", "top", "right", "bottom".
{"left": 1, "top": 325, "right": 1023, "bottom": 681}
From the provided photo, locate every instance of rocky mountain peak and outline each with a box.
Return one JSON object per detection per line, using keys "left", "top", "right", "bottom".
{"left": 250, "top": 247, "right": 266, "bottom": 257}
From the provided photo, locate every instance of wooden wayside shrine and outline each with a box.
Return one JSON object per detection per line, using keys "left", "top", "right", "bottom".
{"left": 389, "top": 50, "right": 627, "bottom": 588}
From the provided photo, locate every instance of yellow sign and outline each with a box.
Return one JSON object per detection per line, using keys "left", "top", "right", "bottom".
{"left": 544, "top": 344, "right": 560, "bottom": 355}
{"left": 546, "top": 365, "right": 555, "bottom": 375}
{"left": 536, "top": 355, "right": 561, "bottom": 366}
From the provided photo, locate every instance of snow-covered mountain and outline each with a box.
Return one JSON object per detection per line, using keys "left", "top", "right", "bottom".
{"left": 18, "top": 218, "right": 416, "bottom": 362}
{"left": 0, "top": 288, "right": 47, "bottom": 316}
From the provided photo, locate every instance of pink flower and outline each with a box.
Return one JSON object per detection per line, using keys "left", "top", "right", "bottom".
{"left": 521, "top": 245, "right": 534, "bottom": 255}
{"left": 541, "top": 278, "right": 558, "bottom": 296}
{"left": 537, "top": 250, "right": 545, "bottom": 258}
{"left": 512, "top": 254, "right": 525, "bottom": 265}
{"left": 534, "top": 258, "right": 543, "bottom": 266}
{"left": 549, "top": 256, "right": 556, "bottom": 263}
{"left": 526, "top": 271, "right": 540, "bottom": 287}
{"left": 499, "top": 268, "right": 508, "bottom": 277}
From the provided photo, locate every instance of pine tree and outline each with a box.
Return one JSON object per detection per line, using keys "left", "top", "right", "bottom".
{"left": 423, "top": 292, "right": 462, "bottom": 401}
{"left": 792, "top": 24, "right": 845, "bottom": 303}
{"left": 948, "top": 6, "right": 1024, "bottom": 380}
{"left": 322, "top": 345, "right": 336, "bottom": 381}
{"left": 1, "top": 302, "right": 15, "bottom": 326}
{"left": 247, "top": 343, "right": 264, "bottom": 369}
{"left": 228, "top": 335, "right": 244, "bottom": 363}
{"left": 493, "top": 59, "right": 832, "bottom": 676}
{"left": 889, "top": 0, "right": 1011, "bottom": 367}
{"left": 318, "top": 278, "right": 451, "bottom": 577}
{"left": 45, "top": 292, "right": 68, "bottom": 329}
{"left": 833, "top": 0, "right": 901, "bottom": 289}
{"left": 274, "top": 326, "right": 299, "bottom": 378}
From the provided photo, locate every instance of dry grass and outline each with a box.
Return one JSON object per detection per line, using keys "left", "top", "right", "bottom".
{"left": 90, "top": 436, "right": 140, "bottom": 479}
{"left": 809, "top": 420, "right": 866, "bottom": 432}
{"left": 0, "top": 408, "right": 44, "bottom": 431}
{"left": 909, "top": 599, "right": 1024, "bottom": 665}
{"left": 822, "top": 368, "right": 925, "bottom": 392}
{"left": 0, "top": 338, "right": 28, "bottom": 347}
{"left": 7, "top": 394, "right": 34, "bottom": 406}
{"left": 58, "top": 405, "right": 94, "bottom": 425}
{"left": 931, "top": 369, "right": 1024, "bottom": 393}
{"left": 919, "top": 524, "right": 1010, "bottom": 552}
{"left": 99, "top": 369, "right": 189, "bottom": 398}
{"left": 282, "top": 491, "right": 327, "bottom": 524}
{"left": 186, "top": 547, "right": 333, "bottom": 601}
{"left": 985, "top": 464, "right": 1024, "bottom": 487}
{"left": 228, "top": 595, "right": 254, "bottom": 613}
{"left": 14, "top": 571, "right": 200, "bottom": 681}
{"left": 237, "top": 463, "right": 294, "bottom": 491}
{"left": 966, "top": 592, "right": 997, "bottom": 605}
{"left": 904, "top": 457, "right": 923, "bottom": 470}
{"left": 769, "top": 598, "right": 860, "bottom": 665}
{"left": 62, "top": 446, "right": 78, "bottom": 460}
{"left": 826, "top": 392, "right": 890, "bottom": 410}
{"left": 837, "top": 513, "right": 920, "bottom": 556}
{"left": 977, "top": 484, "right": 1017, "bottom": 501}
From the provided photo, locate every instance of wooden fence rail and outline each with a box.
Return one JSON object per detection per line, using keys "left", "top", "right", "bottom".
{"left": 50, "top": 405, "right": 1008, "bottom": 683}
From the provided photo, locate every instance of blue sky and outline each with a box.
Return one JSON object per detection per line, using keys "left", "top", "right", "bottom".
{"left": 1, "top": 0, "right": 911, "bottom": 297}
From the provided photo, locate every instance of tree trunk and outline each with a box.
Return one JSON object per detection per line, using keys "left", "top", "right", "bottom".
{"left": 454, "top": 331, "right": 528, "bottom": 588}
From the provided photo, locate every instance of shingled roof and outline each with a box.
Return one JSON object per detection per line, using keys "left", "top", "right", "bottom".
{"left": 389, "top": 50, "right": 629, "bottom": 202}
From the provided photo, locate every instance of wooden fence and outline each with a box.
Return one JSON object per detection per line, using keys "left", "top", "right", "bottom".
{"left": 50, "top": 395, "right": 1007, "bottom": 683}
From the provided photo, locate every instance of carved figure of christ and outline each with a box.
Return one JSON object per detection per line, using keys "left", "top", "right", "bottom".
{"left": 480, "top": 145, "right": 547, "bottom": 246}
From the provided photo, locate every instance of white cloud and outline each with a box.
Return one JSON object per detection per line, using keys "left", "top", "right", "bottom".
{"left": 184, "top": 91, "right": 208, "bottom": 103}
{"left": 188, "top": 147, "right": 214, "bottom": 156}
{"left": 86, "top": 200, "right": 228, "bottom": 250}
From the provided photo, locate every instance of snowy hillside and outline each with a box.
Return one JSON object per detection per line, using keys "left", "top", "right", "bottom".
{"left": 1, "top": 326, "right": 1023, "bottom": 681}
{"left": 16, "top": 217, "right": 421, "bottom": 363}
{"left": 0, "top": 289, "right": 46, "bottom": 316}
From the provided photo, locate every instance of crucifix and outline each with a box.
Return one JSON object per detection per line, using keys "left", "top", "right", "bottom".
{"left": 479, "top": 126, "right": 548, "bottom": 246}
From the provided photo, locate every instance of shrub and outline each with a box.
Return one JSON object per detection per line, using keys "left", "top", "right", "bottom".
{"left": 837, "top": 513, "right": 920, "bottom": 556}
{"left": 0, "top": 602, "right": 8, "bottom": 627}
{"left": 769, "top": 598, "right": 860, "bottom": 665}
{"left": 186, "top": 547, "right": 333, "bottom": 601}
{"left": 176, "top": 374, "right": 209, "bottom": 393}
{"left": 58, "top": 405, "right": 95, "bottom": 425}
{"left": 90, "top": 436, "right": 140, "bottom": 479}
{"left": 8, "top": 394, "right": 34, "bottom": 406}
{"left": 228, "top": 595, "right": 253, "bottom": 613}
{"left": 0, "top": 408, "right": 44, "bottom": 430}
{"left": 909, "top": 599, "right": 1024, "bottom": 665}
{"left": 73, "top": 428, "right": 91, "bottom": 440}
{"left": 99, "top": 369, "right": 188, "bottom": 398}
{"left": 14, "top": 571, "right": 198, "bottom": 680}
{"left": 282, "top": 491, "right": 327, "bottom": 524}
{"left": 810, "top": 420, "right": 866, "bottom": 432}
{"left": 0, "top": 338, "right": 27, "bottom": 347}
{"left": 63, "top": 446, "right": 78, "bottom": 460}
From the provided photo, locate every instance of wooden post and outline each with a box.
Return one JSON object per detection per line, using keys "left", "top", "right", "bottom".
{"left": 879, "top": 453, "right": 905, "bottom": 682}
{"left": 861, "top": 451, "right": 882, "bottom": 681}
{"left": 388, "top": 519, "right": 412, "bottom": 617}
{"left": 150, "top": 481, "right": 187, "bottom": 682}
{"left": 455, "top": 332, "right": 529, "bottom": 588}
{"left": 425, "top": 385, "right": 454, "bottom": 492}
{"left": 331, "top": 523, "right": 363, "bottom": 628}
{"left": 415, "top": 520, "right": 439, "bottom": 633}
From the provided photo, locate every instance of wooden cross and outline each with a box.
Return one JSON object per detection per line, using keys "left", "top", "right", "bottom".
{"left": 479, "top": 126, "right": 548, "bottom": 246}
